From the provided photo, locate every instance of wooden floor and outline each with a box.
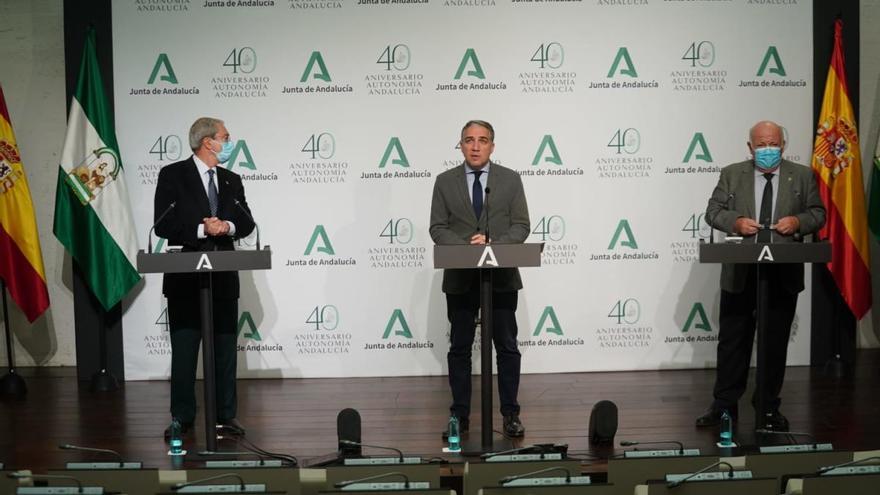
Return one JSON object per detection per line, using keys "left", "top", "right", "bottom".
{"left": 2, "top": 350, "right": 880, "bottom": 473}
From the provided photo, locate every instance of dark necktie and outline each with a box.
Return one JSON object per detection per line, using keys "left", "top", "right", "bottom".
{"left": 472, "top": 170, "right": 483, "bottom": 220}
{"left": 757, "top": 172, "right": 773, "bottom": 242}
{"left": 207, "top": 169, "right": 218, "bottom": 216}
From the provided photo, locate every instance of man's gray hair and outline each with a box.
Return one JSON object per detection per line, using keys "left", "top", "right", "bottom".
{"left": 461, "top": 120, "right": 495, "bottom": 142}
{"left": 189, "top": 117, "right": 224, "bottom": 151}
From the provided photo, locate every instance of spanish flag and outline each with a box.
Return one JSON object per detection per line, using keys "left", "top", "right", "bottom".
{"left": 0, "top": 84, "right": 50, "bottom": 322}
{"left": 811, "top": 19, "right": 871, "bottom": 319}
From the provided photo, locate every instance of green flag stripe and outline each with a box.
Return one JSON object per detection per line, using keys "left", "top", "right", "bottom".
{"left": 53, "top": 167, "right": 139, "bottom": 310}
{"left": 75, "top": 28, "right": 120, "bottom": 159}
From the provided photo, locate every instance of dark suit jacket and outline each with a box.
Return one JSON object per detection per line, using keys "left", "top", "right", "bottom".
{"left": 705, "top": 159, "right": 825, "bottom": 294}
{"left": 154, "top": 157, "right": 255, "bottom": 299}
{"left": 429, "top": 162, "right": 530, "bottom": 294}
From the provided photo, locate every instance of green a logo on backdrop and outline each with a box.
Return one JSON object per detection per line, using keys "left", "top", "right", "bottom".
{"left": 757, "top": 46, "right": 786, "bottom": 77}
{"left": 301, "top": 51, "right": 332, "bottom": 82}
{"left": 607, "top": 47, "right": 638, "bottom": 78}
{"left": 608, "top": 219, "right": 638, "bottom": 250}
{"left": 683, "top": 133, "right": 713, "bottom": 163}
{"left": 533, "top": 306, "right": 563, "bottom": 337}
{"left": 454, "top": 49, "right": 486, "bottom": 80}
{"left": 532, "top": 135, "right": 562, "bottom": 166}
{"left": 682, "top": 302, "right": 712, "bottom": 332}
{"left": 304, "top": 225, "right": 335, "bottom": 256}
{"left": 379, "top": 137, "right": 410, "bottom": 168}
{"left": 148, "top": 53, "right": 178, "bottom": 84}
{"left": 224, "top": 140, "right": 256, "bottom": 171}
{"left": 237, "top": 312, "right": 262, "bottom": 341}
{"left": 152, "top": 238, "right": 166, "bottom": 254}
{"left": 383, "top": 309, "right": 413, "bottom": 339}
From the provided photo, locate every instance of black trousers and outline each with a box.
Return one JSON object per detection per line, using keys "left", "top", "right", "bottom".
{"left": 167, "top": 296, "right": 239, "bottom": 424}
{"left": 446, "top": 284, "right": 521, "bottom": 419}
{"left": 712, "top": 266, "right": 798, "bottom": 413}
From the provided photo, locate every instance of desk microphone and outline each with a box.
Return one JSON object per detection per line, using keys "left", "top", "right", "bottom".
{"left": 339, "top": 440, "right": 404, "bottom": 463}
{"left": 148, "top": 201, "right": 176, "bottom": 253}
{"left": 667, "top": 461, "right": 734, "bottom": 488}
{"left": 8, "top": 471, "right": 84, "bottom": 490}
{"left": 171, "top": 473, "right": 246, "bottom": 491}
{"left": 620, "top": 440, "right": 685, "bottom": 455}
{"left": 233, "top": 198, "right": 260, "bottom": 251}
{"left": 816, "top": 456, "right": 880, "bottom": 475}
{"left": 335, "top": 471, "right": 411, "bottom": 489}
{"left": 754, "top": 429, "right": 819, "bottom": 447}
{"left": 59, "top": 443, "right": 126, "bottom": 467}
{"left": 499, "top": 466, "right": 572, "bottom": 485}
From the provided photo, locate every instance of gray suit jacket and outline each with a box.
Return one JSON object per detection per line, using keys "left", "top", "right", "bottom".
{"left": 705, "top": 159, "right": 826, "bottom": 294}
{"left": 430, "top": 162, "right": 530, "bottom": 294}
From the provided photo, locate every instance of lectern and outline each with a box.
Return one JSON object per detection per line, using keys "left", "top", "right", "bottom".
{"left": 699, "top": 241, "right": 830, "bottom": 430}
{"left": 434, "top": 243, "right": 543, "bottom": 453}
{"left": 137, "top": 247, "right": 272, "bottom": 451}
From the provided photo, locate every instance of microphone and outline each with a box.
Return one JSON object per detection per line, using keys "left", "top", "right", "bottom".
{"left": 8, "top": 471, "right": 83, "bottom": 490}
{"left": 666, "top": 461, "right": 735, "bottom": 488}
{"left": 334, "top": 471, "right": 410, "bottom": 489}
{"left": 620, "top": 440, "right": 685, "bottom": 455}
{"left": 339, "top": 440, "right": 404, "bottom": 463}
{"left": 148, "top": 201, "right": 176, "bottom": 253}
{"left": 233, "top": 198, "right": 260, "bottom": 251}
{"left": 499, "top": 466, "right": 572, "bottom": 485}
{"left": 59, "top": 443, "right": 126, "bottom": 467}
{"left": 337, "top": 408, "right": 362, "bottom": 456}
{"left": 816, "top": 456, "right": 880, "bottom": 475}
{"left": 484, "top": 187, "right": 491, "bottom": 244}
{"left": 171, "top": 473, "right": 246, "bottom": 491}
{"left": 197, "top": 450, "right": 272, "bottom": 465}
{"left": 481, "top": 443, "right": 566, "bottom": 459}
{"left": 754, "top": 429, "right": 819, "bottom": 447}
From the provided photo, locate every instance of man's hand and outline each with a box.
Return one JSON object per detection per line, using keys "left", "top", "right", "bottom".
{"left": 775, "top": 216, "right": 800, "bottom": 236}
{"left": 469, "top": 233, "right": 487, "bottom": 245}
{"left": 203, "top": 217, "right": 230, "bottom": 236}
{"left": 734, "top": 217, "right": 761, "bottom": 236}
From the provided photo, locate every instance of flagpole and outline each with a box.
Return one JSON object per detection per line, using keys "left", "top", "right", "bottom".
{"left": 0, "top": 279, "right": 27, "bottom": 398}
{"left": 90, "top": 304, "right": 119, "bottom": 392}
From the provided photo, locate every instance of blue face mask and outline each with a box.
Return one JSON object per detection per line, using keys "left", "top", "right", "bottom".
{"left": 754, "top": 146, "right": 781, "bottom": 170}
{"left": 214, "top": 140, "right": 234, "bottom": 164}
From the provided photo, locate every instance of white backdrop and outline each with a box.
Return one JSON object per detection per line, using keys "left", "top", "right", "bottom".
{"left": 114, "top": 0, "right": 814, "bottom": 380}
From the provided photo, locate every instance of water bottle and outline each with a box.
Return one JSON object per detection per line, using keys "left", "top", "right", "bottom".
{"left": 719, "top": 410, "right": 733, "bottom": 447}
{"left": 447, "top": 416, "right": 461, "bottom": 452}
{"left": 169, "top": 418, "right": 184, "bottom": 455}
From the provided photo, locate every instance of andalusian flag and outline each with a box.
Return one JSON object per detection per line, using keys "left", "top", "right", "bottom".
{"left": 811, "top": 19, "right": 871, "bottom": 319}
{"left": 868, "top": 133, "right": 880, "bottom": 240}
{"left": 0, "top": 85, "right": 50, "bottom": 322}
{"left": 53, "top": 28, "right": 140, "bottom": 311}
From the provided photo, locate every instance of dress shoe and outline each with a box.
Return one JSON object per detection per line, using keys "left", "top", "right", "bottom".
{"left": 164, "top": 420, "right": 193, "bottom": 440}
{"left": 217, "top": 418, "right": 246, "bottom": 436}
{"left": 695, "top": 407, "right": 737, "bottom": 427}
{"left": 759, "top": 410, "right": 789, "bottom": 432}
{"left": 503, "top": 415, "right": 525, "bottom": 437}
{"left": 441, "top": 417, "right": 469, "bottom": 440}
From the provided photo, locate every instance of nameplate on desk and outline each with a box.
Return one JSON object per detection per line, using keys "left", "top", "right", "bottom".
{"left": 175, "top": 484, "right": 267, "bottom": 493}
{"left": 819, "top": 465, "right": 880, "bottom": 476}
{"left": 502, "top": 476, "right": 591, "bottom": 487}
{"left": 665, "top": 471, "right": 753, "bottom": 483}
{"left": 343, "top": 457, "right": 422, "bottom": 465}
{"left": 205, "top": 460, "right": 283, "bottom": 468}
{"left": 65, "top": 462, "right": 143, "bottom": 470}
{"left": 17, "top": 489, "right": 104, "bottom": 495}
{"left": 759, "top": 444, "right": 833, "bottom": 454}
{"left": 486, "top": 453, "right": 564, "bottom": 463}
{"left": 341, "top": 482, "right": 430, "bottom": 491}
{"left": 624, "top": 449, "right": 701, "bottom": 458}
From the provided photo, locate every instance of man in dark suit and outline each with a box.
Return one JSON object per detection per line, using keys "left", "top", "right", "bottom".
{"left": 699, "top": 120, "right": 825, "bottom": 431}
{"left": 154, "top": 117, "right": 255, "bottom": 438}
{"left": 430, "top": 120, "right": 530, "bottom": 438}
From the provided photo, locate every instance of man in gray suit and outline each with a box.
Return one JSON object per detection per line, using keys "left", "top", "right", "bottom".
{"left": 430, "top": 120, "right": 530, "bottom": 438}
{"left": 698, "top": 120, "right": 825, "bottom": 431}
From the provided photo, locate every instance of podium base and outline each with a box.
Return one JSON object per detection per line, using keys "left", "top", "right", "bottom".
{"left": 0, "top": 369, "right": 27, "bottom": 398}
{"left": 90, "top": 369, "right": 119, "bottom": 392}
{"left": 460, "top": 431, "right": 516, "bottom": 457}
